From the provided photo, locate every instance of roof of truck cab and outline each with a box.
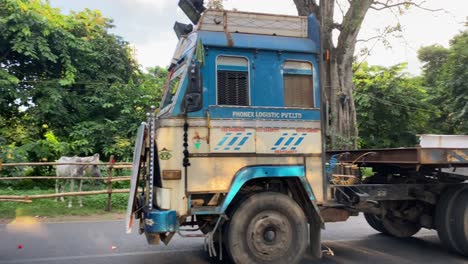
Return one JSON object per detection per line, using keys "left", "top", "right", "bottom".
{"left": 197, "top": 10, "right": 309, "bottom": 38}
{"left": 196, "top": 10, "right": 319, "bottom": 53}
{"left": 198, "top": 31, "right": 318, "bottom": 53}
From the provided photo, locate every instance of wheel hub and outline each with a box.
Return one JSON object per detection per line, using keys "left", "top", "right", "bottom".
{"left": 263, "top": 227, "right": 277, "bottom": 243}
{"left": 247, "top": 211, "right": 292, "bottom": 258}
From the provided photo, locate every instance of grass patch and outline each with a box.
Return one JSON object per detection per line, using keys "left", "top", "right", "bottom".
{"left": 361, "top": 167, "right": 375, "bottom": 178}
{"left": 0, "top": 188, "right": 128, "bottom": 219}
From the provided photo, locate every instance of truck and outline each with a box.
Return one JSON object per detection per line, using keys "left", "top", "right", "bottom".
{"left": 125, "top": 1, "right": 468, "bottom": 263}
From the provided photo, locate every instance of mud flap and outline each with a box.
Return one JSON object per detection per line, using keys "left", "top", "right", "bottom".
{"left": 125, "top": 123, "right": 147, "bottom": 234}
{"left": 310, "top": 221, "right": 322, "bottom": 258}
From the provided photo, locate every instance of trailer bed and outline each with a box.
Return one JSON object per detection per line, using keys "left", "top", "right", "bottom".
{"left": 327, "top": 147, "right": 468, "bottom": 168}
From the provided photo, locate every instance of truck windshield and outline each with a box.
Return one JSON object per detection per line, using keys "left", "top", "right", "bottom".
{"left": 159, "top": 33, "right": 197, "bottom": 114}
{"left": 160, "top": 64, "right": 187, "bottom": 111}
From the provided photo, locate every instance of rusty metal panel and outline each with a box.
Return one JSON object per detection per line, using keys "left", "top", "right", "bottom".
{"left": 419, "top": 135, "right": 468, "bottom": 148}
{"left": 319, "top": 207, "right": 350, "bottom": 222}
{"left": 199, "top": 10, "right": 308, "bottom": 38}
{"left": 328, "top": 147, "right": 468, "bottom": 167}
{"left": 327, "top": 148, "right": 420, "bottom": 165}
{"left": 420, "top": 148, "right": 468, "bottom": 165}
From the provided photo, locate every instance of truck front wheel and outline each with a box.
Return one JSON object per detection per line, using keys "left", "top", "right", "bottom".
{"left": 225, "top": 192, "right": 308, "bottom": 264}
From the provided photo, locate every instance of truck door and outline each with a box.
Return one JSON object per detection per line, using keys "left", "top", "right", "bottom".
{"left": 208, "top": 55, "right": 256, "bottom": 154}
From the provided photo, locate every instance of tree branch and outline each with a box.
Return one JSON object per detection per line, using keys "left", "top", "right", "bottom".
{"left": 335, "top": 0, "right": 374, "bottom": 63}
{"left": 332, "top": 23, "right": 343, "bottom": 31}
{"left": 371, "top": 1, "right": 443, "bottom": 12}
{"left": 336, "top": 0, "right": 347, "bottom": 19}
{"left": 356, "top": 35, "right": 386, "bottom": 43}
{"left": 292, "top": 0, "right": 320, "bottom": 17}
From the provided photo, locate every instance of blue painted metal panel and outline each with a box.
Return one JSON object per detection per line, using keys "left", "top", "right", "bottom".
{"left": 284, "top": 69, "right": 313, "bottom": 75}
{"left": 207, "top": 106, "right": 320, "bottom": 121}
{"left": 199, "top": 31, "right": 319, "bottom": 53}
{"left": 144, "top": 209, "right": 177, "bottom": 233}
{"left": 218, "top": 165, "right": 316, "bottom": 213}
{"left": 307, "top": 14, "right": 320, "bottom": 49}
{"left": 192, "top": 48, "right": 255, "bottom": 117}
{"left": 253, "top": 50, "right": 283, "bottom": 107}
{"left": 307, "top": 14, "right": 322, "bottom": 108}
{"left": 218, "top": 65, "right": 248, "bottom": 71}
{"left": 177, "top": 40, "right": 321, "bottom": 117}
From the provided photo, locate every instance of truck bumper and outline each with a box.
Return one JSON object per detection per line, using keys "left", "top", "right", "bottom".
{"left": 144, "top": 209, "right": 177, "bottom": 244}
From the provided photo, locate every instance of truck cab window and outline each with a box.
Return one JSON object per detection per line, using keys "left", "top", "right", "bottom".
{"left": 161, "top": 64, "right": 186, "bottom": 110}
{"left": 217, "top": 56, "right": 249, "bottom": 106}
{"left": 283, "top": 61, "right": 314, "bottom": 108}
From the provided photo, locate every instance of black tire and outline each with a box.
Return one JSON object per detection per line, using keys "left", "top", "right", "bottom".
{"left": 435, "top": 186, "right": 468, "bottom": 254}
{"left": 225, "top": 192, "right": 308, "bottom": 264}
{"left": 364, "top": 213, "right": 387, "bottom": 234}
{"left": 364, "top": 212, "right": 421, "bottom": 238}
{"left": 381, "top": 216, "right": 421, "bottom": 238}
{"left": 448, "top": 188, "right": 468, "bottom": 256}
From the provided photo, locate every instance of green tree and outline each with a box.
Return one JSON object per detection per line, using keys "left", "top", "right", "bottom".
{"left": 207, "top": 0, "right": 224, "bottom": 10}
{"left": 445, "top": 32, "right": 468, "bottom": 133}
{"left": 353, "top": 63, "right": 434, "bottom": 148}
{"left": 0, "top": 0, "right": 167, "bottom": 164}
{"left": 417, "top": 45, "right": 450, "bottom": 87}
{"left": 293, "top": 0, "right": 443, "bottom": 149}
{"left": 418, "top": 31, "right": 468, "bottom": 134}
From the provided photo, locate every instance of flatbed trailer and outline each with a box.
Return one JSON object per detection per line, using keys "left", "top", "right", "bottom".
{"left": 327, "top": 146, "right": 468, "bottom": 198}
{"left": 324, "top": 146, "right": 467, "bottom": 252}
{"left": 329, "top": 147, "right": 468, "bottom": 168}
{"left": 327, "top": 147, "right": 468, "bottom": 183}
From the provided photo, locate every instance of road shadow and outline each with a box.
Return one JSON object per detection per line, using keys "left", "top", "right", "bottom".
{"left": 302, "top": 234, "right": 467, "bottom": 264}
{"left": 200, "top": 234, "right": 467, "bottom": 264}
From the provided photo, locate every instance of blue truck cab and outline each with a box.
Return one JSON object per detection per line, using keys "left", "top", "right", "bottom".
{"left": 126, "top": 8, "right": 327, "bottom": 263}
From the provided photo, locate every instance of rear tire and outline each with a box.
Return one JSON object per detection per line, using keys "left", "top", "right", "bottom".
{"left": 451, "top": 189, "right": 468, "bottom": 256}
{"left": 435, "top": 186, "right": 468, "bottom": 254}
{"left": 364, "top": 213, "right": 387, "bottom": 233}
{"left": 226, "top": 192, "right": 308, "bottom": 264}
{"left": 381, "top": 216, "right": 421, "bottom": 238}
{"left": 364, "top": 211, "right": 421, "bottom": 238}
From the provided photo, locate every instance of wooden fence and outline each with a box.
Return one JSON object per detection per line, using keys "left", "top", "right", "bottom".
{"left": 0, "top": 156, "right": 132, "bottom": 211}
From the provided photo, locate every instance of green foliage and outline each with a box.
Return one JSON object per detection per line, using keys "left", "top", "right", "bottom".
{"left": 446, "top": 32, "right": 468, "bottom": 133}
{"left": 354, "top": 31, "right": 467, "bottom": 149}
{"left": 354, "top": 63, "right": 435, "bottom": 148}
{"left": 418, "top": 32, "right": 468, "bottom": 134}
{"left": 360, "top": 167, "right": 375, "bottom": 178}
{"left": 207, "top": 0, "right": 224, "bottom": 10}
{"left": 0, "top": 0, "right": 167, "bottom": 168}
{"left": 417, "top": 44, "right": 450, "bottom": 87}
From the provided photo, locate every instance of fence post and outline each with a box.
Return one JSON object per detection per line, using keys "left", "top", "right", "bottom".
{"left": 106, "top": 155, "right": 115, "bottom": 212}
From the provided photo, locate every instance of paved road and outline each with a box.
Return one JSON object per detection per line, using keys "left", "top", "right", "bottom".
{"left": 0, "top": 215, "right": 466, "bottom": 264}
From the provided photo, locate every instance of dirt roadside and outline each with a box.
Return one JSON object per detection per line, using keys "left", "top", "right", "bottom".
{"left": 0, "top": 212, "right": 125, "bottom": 224}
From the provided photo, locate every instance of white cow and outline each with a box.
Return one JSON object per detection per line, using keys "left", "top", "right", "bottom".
{"left": 55, "top": 154, "right": 102, "bottom": 208}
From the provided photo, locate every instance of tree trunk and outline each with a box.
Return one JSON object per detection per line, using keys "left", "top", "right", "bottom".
{"left": 293, "top": 0, "right": 373, "bottom": 149}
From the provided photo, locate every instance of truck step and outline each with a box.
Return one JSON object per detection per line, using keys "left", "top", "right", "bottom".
{"left": 191, "top": 206, "right": 221, "bottom": 215}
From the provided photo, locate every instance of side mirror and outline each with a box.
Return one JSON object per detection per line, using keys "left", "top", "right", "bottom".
{"left": 183, "top": 61, "right": 203, "bottom": 113}
{"left": 184, "top": 93, "right": 202, "bottom": 113}
{"left": 173, "top": 22, "right": 193, "bottom": 39}
{"left": 178, "top": 0, "right": 206, "bottom": 24}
